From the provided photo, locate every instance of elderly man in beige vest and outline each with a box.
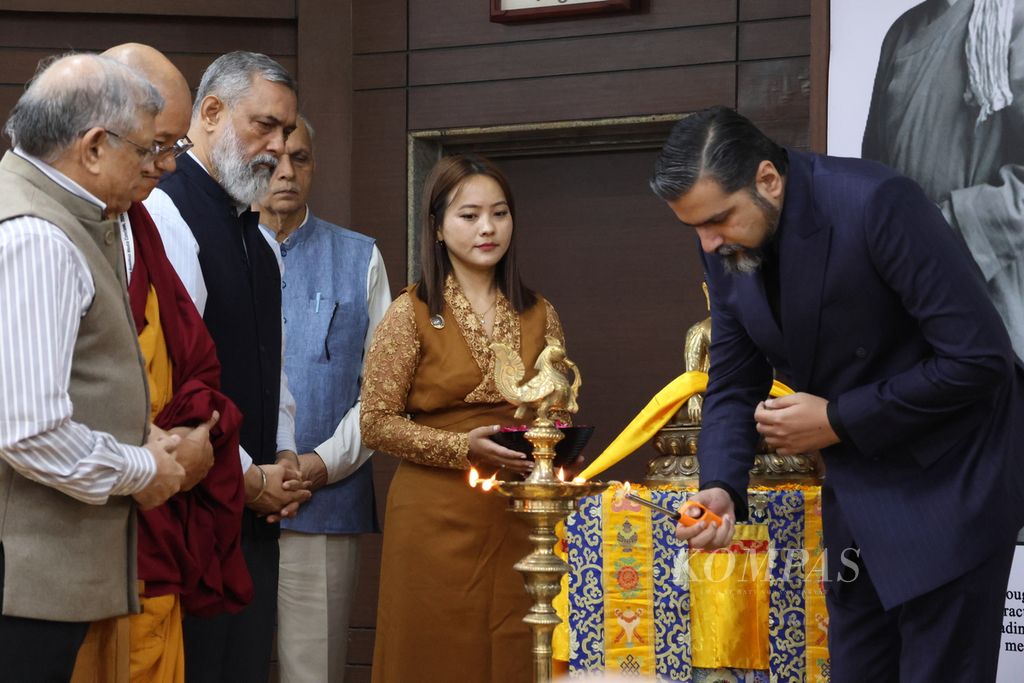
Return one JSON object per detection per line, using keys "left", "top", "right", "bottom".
{"left": 0, "top": 53, "right": 187, "bottom": 681}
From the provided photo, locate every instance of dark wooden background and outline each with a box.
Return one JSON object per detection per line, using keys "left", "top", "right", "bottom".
{"left": 0, "top": 1, "right": 817, "bottom": 680}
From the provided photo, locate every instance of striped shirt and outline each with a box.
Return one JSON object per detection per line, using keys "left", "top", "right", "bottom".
{"left": 0, "top": 150, "right": 156, "bottom": 505}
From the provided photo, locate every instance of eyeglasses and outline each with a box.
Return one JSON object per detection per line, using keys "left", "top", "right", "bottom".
{"left": 103, "top": 129, "right": 162, "bottom": 161}
{"left": 154, "top": 135, "right": 194, "bottom": 159}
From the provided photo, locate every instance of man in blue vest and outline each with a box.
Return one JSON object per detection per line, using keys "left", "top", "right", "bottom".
{"left": 144, "top": 51, "right": 312, "bottom": 682}
{"left": 257, "top": 115, "right": 391, "bottom": 683}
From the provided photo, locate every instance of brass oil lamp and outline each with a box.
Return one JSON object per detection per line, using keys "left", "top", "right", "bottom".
{"left": 469, "top": 336, "right": 608, "bottom": 682}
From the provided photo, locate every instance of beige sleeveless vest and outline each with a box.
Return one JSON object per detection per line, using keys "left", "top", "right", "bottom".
{"left": 0, "top": 151, "right": 149, "bottom": 621}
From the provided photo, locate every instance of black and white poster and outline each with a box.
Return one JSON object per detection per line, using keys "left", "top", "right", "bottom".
{"left": 829, "top": 0, "right": 1024, "bottom": 361}
{"left": 828, "top": 2, "right": 1024, "bottom": 679}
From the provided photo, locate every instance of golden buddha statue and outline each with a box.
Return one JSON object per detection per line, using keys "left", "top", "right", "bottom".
{"left": 682, "top": 282, "right": 711, "bottom": 424}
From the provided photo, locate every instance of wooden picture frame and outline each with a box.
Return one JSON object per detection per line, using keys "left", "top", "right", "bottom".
{"left": 490, "top": 0, "right": 636, "bottom": 24}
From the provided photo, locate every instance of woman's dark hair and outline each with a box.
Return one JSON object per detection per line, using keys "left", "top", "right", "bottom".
{"left": 416, "top": 154, "right": 537, "bottom": 316}
{"left": 649, "top": 106, "right": 788, "bottom": 201}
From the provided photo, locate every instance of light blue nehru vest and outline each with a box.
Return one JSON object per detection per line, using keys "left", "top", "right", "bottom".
{"left": 279, "top": 214, "right": 378, "bottom": 534}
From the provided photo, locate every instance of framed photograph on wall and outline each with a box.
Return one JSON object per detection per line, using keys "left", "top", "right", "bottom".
{"left": 490, "top": 0, "right": 637, "bottom": 23}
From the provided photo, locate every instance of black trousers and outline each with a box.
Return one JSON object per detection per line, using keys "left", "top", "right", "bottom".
{"left": 183, "top": 532, "right": 279, "bottom": 683}
{"left": 0, "top": 545, "right": 90, "bottom": 682}
{"left": 827, "top": 540, "right": 1017, "bottom": 683}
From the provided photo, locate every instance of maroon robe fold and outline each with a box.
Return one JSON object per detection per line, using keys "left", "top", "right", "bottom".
{"left": 127, "top": 201, "right": 253, "bottom": 616}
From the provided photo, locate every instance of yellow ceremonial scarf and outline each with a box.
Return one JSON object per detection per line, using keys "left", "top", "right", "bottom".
{"left": 72, "top": 285, "right": 181, "bottom": 683}
{"left": 578, "top": 371, "right": 793, "bottom": 481}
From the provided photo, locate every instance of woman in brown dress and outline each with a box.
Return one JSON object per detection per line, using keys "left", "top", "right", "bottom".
{"left": 362, "top": 154, "right": 568, "bottom": 682}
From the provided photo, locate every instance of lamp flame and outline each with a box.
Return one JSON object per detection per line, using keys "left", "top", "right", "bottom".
{"left": 572, "top": 476, "right": 586, "bottom": 485}
{"left": 480, "top": 473, "right": 498, "bottom": 492}
{"left": 468, "top": 468, "right": 480, "bottom": 487}
{"left": 557, "top": 467, "right": 566, "bottom": 482}
{"left": 613, "top": 481, "right": 632, "bottom": 503}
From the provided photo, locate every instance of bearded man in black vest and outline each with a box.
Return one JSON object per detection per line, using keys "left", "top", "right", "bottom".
{"left": 144, "top": 51, "right": 312, "bottom": 683}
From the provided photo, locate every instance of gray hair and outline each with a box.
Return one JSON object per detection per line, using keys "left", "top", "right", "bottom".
{"left": 298, "top": 114, "right": 315, "bottom": 143}
{"left": 3, "top": 53, "right": 164, "bottom": 163}
{"left": 193, "top": 51, "right": 297, "bottom": 118}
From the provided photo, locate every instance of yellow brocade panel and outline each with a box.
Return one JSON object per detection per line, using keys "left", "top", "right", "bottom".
{"left": 137, "top": 284, "right": 174, "bottom": 420}
{"left": 689, "top": 523, "right": 771, "bottom": 670}
{"left": 603, "top": 486, "right": 655, "bottom": 676}
{"left": 803, "top": 488, "right": 830, "bottom": 681}
{"left": 553, "top": 520, "right": 570, "bottom": 663}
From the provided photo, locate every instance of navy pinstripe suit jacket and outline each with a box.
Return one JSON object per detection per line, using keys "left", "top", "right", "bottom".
{"left": 698, "top": 149, "right": 1024, "bottom": 609}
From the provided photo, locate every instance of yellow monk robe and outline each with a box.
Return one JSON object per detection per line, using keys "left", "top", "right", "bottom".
{"left": 72, "top": 286, "right": 184, "bottom": 683}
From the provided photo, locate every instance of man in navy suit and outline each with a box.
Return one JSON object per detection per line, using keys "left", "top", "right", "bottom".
{"left": 652, "top": 106, "right": 1024, "bottom": 681}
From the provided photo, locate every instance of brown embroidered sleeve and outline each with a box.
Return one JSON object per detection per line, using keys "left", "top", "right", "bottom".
{"left": 543, "top": 298, "right": 565, "bottom": 343}
{"left": 360, "top": 293, "right": 471, "bottom": 469}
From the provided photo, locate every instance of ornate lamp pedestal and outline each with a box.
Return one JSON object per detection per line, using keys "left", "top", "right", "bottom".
{"left": 481, "top": 337, "right": 606, "bottom": 682}
{"left": 494, "top": 421, "right": 608, "bottom": 683}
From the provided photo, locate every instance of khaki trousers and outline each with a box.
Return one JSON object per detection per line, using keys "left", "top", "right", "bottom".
{"left": 277, "top": 530, "right": 360, "bottom": 683}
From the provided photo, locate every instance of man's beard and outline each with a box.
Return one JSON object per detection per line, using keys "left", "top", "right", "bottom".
{"left": 209, "top": 121, "right": 277, "bottom": 206}
{"left": 718, "top": 189, "right": 780, "bottom": 274}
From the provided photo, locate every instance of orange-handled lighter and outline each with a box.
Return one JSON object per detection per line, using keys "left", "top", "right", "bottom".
{"left": 625, "top": 493, "right": 724, "bottom": 527}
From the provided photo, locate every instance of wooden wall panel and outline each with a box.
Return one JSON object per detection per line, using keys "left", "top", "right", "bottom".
{"left": 740, "top": 0, "right": 810, "bottom": 21}
{"left": 298, "top": 0, "right": 354, "bottom": 226}
{"left": 0, "top": 12, "right": 296, "bottom": 55}
{"left": 169, "top": 54, "right": 299, "bottom": 88}
{"left": 0, "top": 49, "right": 297, "bottom": 93}
{"left": 352, "top": 0, "right": 407, "bottom": 54}
{"left": 409, "top": 24, "right": 736, "bottom": 87}
{"left": 354, "top": 53, "right": 407, "bottom": 91}
{"left": 351, "top": 88, "right": 408, "bottom": 291}
{"left": 0, "top": 85, "right": 21, "bottom": 134}
{"left": 345, "top": 621, "right": 375, "bottom": 683}
{"left": 409, "top": 63, "right": 737, "bottom": 131}
{"left": 0, "top": 47, "right": 53, "bottom": 83}
{"left": 409, "top": 0, "right": 737, "bottom": 50}
{"left": 0, "top": 0, "right": 295, "bottom": 17}
{"left": 738, "top": 17, "right": 811, "bottom": 61}
{"left": 0, "top": 53, "right": 285, "bottom": 92}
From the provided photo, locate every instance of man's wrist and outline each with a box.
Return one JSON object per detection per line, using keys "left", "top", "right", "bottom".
{"left": 700, "top": 479, "right": 749, "bottom": 522}
{"left": 244, "top": 464, "right": 267, "bottom": 503}
{"left": 276, "top": 449, "right": 299, "bottom": 469}
{"left": 248, "top": 465, "right": 268, "bottom": 504}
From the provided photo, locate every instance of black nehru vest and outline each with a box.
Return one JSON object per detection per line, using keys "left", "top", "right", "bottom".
{"left": 158, "top": 154, "right": 281, "bottom": 538}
